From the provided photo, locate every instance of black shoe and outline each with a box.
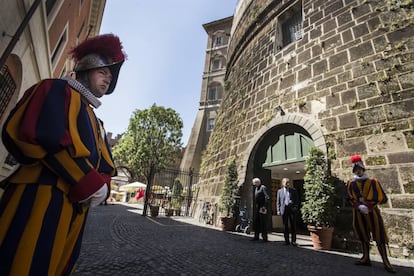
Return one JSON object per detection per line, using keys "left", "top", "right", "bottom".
{"left": 262, "top": 239, "right": 268, "bottom": 242}
{"left": 291, "top": 242, "right": 297, "bottom": 246}
{"left": 250, "top": 238, "right": 259, "bottom": 241}
{"left": 283, "top": 241, "right": 290, "bottom": 245}
{"left": 384, "top": 265, "right": 396, "bottom": 274}
{"left": 354, "top": 260, "right": 371, "bottom": 266}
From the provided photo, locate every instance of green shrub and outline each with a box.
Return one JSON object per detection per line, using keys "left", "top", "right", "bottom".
{"left": 219, "top": 159, "right": 239, "bottom": 217}
{"left": 301, "top": 147, "right": 337, "bottom": 227}
{"left": 171, "top": 178, "right": 183, "bottom": 209}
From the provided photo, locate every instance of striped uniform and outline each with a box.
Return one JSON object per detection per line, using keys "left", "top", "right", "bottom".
{"left": 345, "top": 177, "right": 389, "bottom": 244}
{"left": 0, "top": 79, "right": 116, "bottom": 275}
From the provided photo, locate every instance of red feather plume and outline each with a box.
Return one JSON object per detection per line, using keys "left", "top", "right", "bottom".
{"left": 350, "top": 155, "right": 362, "bottom": 163}
{"left": 70, "top": 34, "right": 126, "bottom": 63}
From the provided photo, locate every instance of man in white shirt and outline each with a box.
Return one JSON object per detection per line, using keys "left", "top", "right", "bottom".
{"left": 277, "top": 178, "right": 299, "bottom": 246}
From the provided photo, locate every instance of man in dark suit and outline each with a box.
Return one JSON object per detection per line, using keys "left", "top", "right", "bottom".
{"left": 251, "top": 177, "right": 270, "bottom": 242}
{"left": 277, "top": 178, "right": 299, "bottom": 246}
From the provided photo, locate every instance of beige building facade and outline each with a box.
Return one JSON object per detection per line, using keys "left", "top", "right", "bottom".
{"left": 196, "top": 0, "right": 414, "bottom": 258}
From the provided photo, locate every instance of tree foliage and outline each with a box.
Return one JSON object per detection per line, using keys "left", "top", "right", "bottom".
{"left": 112, "top": 104, "right": 183, "bottom": 182}
{"left": 301, "top": 147, "right": 337, "bottom": 227}
{"left": 219, "top": 159, "right": 239, "bottom": 217}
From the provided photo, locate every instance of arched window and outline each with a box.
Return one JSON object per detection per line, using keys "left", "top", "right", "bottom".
{"left": 0, "top": 65, "right": 16, "bottom": 120}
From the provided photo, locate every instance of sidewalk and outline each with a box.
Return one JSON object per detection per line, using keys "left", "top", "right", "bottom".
{"left": 119, "top": 202, "right": 414, "bottom": 269}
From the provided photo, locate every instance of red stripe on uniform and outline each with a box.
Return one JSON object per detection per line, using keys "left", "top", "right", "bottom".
{"left": 19, "top": 80, "right": 54, "bottom": 143}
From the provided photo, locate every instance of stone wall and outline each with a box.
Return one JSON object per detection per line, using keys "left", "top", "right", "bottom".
{"left": 198, "top": 0, "right": 414, "bottom": 258}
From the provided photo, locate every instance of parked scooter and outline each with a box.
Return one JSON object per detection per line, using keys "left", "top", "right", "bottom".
{"left": 235, "top": 207, "right": 251, "bottom": 234}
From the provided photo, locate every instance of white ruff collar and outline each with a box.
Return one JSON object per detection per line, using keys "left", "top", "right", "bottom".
{"left": 62, "top": 77, "right": 101, "bottom": 108}
{"left": 353, "top": 174, "right": 368, "bottom": 181}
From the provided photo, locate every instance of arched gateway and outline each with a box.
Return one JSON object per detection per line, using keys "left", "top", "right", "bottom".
{"left": 240, "top": 113, "right": 327, "bottom": 230}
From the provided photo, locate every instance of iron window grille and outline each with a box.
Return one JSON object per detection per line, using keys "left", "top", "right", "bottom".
{"left": 282, "top": 11, "right": 303, "bottom": 46}
{"left": 0, "top": 65, "right": 16, "bottom": 121}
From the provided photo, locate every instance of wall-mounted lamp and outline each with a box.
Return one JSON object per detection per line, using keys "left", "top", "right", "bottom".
{"left": 275, "top": 105, "right": 285, "bottom": 116}
{"left": 2, "top": 31, "right": 14, "bottom": 38}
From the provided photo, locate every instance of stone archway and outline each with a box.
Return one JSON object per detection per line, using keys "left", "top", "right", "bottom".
{"left": 241, "top": 113, "right": 326, "bottom": 182}
{"left": 239, "top": 113, "right": 326, "bottom": 230}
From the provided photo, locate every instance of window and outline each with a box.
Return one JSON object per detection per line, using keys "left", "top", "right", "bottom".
{"left": 275, "top": 1, "right": 303, "bottom": 51}
{"left": 208, "top": 85, "right": 220, "bottom": 100}
{"left": 59, "top": 63, "right": 67, "bottom": 78}
{"left": 214, "top": 36, "right": 222, "bottom": 47}
{"left": 51, "top": 28, "right": 68, "bottom": 67}
{"left": 45, "top": 0, "right": 58, "bottom": 16}
{"left": 282, "top": 11, "right": 303, "bottom": 46}
{"left": 211, "top": 59, "right": 221, "bottom": 71}
{"left": 77, "top": 21, "right": 85, "bottom": 40}
{"left": 79, "top": 0, "right": 85, "bottom": 16}
{"left": 263, "top": 132, "right": 314, "bottom": 166}
{"left": 207, "top": 119, "right": 215, "bottom": 131}
{"left": 0, "top": 65, "right": 16, "bottom": 120}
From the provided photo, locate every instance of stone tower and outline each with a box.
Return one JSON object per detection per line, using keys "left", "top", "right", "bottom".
{"left": 197, "top": 0, "right": 414, "bottom": 257}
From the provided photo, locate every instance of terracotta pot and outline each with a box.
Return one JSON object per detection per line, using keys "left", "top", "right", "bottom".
{"left": 307, "top": 225, "right": 334, "bottom": 250}
{"left": 150, "top": 205, "right": 159, "bottom": 217}
{"left": 220, "top": 216, "right": 236, "bottom": 231}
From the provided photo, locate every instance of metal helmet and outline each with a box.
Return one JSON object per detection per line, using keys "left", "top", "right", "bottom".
{"left": 70, "top": 34, "right": 126, "bottom": 94}
{"left": 350, "top": 155, "right": 365, "bottom": 173}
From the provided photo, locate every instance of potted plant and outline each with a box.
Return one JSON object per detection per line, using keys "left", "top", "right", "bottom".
{"left": 171, "top": 178, "right": 183, "bottom": 216}
{"left": 219, "top": 159, "right": 239, "bottom": 231}
{"left": 165, "top": 203, "right": 174, "bottom": 216}
{"left": 164, "top": 187, "right": 174, "bottom": 216}
{"left": 149, "top": 185, "right": 164, "bottom": 217}
{"left": 301, "top": 147, "right": 337, "bottom": 250}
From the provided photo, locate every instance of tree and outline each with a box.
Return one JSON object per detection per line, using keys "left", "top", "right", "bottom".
{"left": 112, "top": 104, "right": 183, "bottom": 216}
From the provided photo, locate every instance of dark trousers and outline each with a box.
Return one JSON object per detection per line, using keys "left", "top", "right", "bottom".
{"left": 282, "top": 206, "right": 297, "bottom": 243}
{"left": 253, "top": 211, "right": 268, "bottom": 240}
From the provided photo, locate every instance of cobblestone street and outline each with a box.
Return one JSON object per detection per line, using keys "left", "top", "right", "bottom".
{"left": 71, "top": 204, "right": 414, "bottom": 276}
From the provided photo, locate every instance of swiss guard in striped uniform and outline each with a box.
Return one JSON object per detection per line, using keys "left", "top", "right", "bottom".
{"left": 345, "top": 155, "right": 395, "bottom": 273}
{"left": 0, "top": 34, "right": 126, "bottom": 275}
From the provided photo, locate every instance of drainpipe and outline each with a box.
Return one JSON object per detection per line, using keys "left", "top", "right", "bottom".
{"left": 0, "top": 0, "right": 42, "bottom": 69}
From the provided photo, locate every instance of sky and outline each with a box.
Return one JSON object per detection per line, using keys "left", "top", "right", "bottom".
{"left": 96, "top": 0, "right": 239, "bottom": 145}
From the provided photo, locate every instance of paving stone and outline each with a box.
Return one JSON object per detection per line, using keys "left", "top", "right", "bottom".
{"left": 71, "top": 203, "right": 414, "bottom": 276}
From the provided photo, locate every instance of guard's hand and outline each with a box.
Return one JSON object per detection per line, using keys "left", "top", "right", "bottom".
{"left": 79, "top": 184, "right": 108, "bottom": 207}
{"left": 358, "top": 204, "right": 369, "bottom": 215}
